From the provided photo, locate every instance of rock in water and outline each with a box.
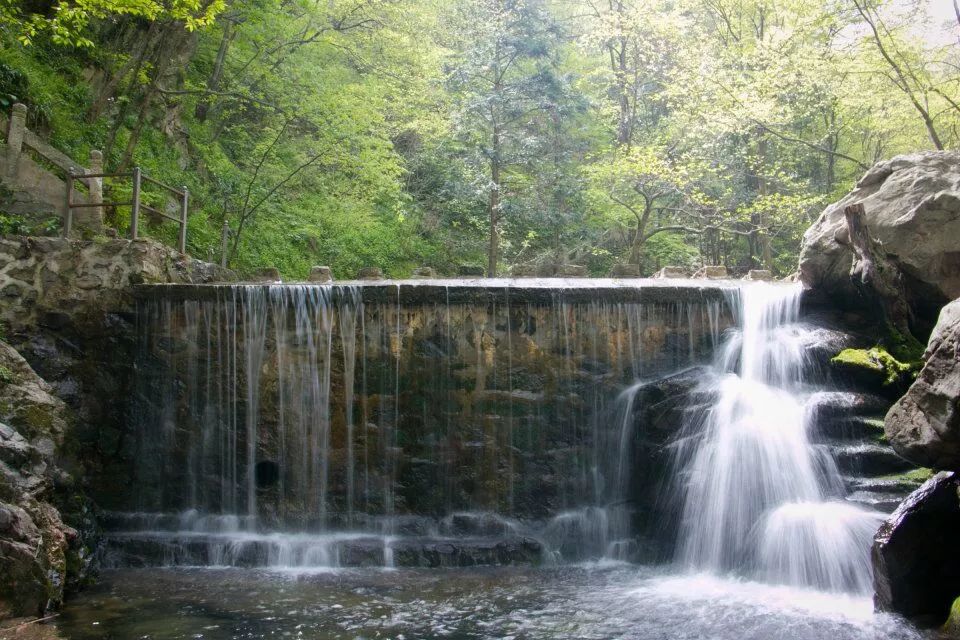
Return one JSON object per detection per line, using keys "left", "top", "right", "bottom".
{"left": 873, "top": 471, "right": 960, "bottom": 623}
{"left": 885, "top": 298, "right": 960, "bottom": 469}
{"left": 798, "top": 151, "right": 960, "bottom": 326}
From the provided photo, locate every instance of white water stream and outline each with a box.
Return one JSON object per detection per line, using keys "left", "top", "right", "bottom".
{"left": 675, "top": 284, "right": 884, "bottom": 593}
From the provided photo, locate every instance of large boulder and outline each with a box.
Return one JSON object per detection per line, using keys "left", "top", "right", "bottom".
{"left": 873, "top": 471, "right": 960, "bottom": 623}
{"left": 798, "top": 151, "right": 960, "bottom": 328}
{"left": 885, "top": 298, "right": 960, "bottom": 469}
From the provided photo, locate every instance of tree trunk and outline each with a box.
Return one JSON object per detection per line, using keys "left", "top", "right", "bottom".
{"left": 88, "top": 21, "right": 162, "bottom": 122}
{"left": 196, "top": 19, "right": 234, "bottom": 122}
{"left": 487, "top": 151, "right": 501, "bottom": 277}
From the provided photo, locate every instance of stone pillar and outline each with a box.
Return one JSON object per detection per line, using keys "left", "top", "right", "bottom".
{"left": 80, "top": 150, "right": 105, "bottom": 234}
{"left": 5, "top": 103, "right": 27, "bottom": 178}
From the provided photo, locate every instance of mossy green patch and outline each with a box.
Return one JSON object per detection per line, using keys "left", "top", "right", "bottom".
{"left": 21, "top": 404, "right": 55, "bottom": 434}
{"left": 943, "top": 595, "right": 960, "bottom": 634}
{"left": 886, "top": 324, "right": 925, "bottom": 364}
{"left": 880, "top": 467, "right": 935, "bottom": 486}
{"left": 0, "top": 364, "right": 14, "bottom": 384}
{"left": 831, "top": 346, "right": 917, "bottom": 386}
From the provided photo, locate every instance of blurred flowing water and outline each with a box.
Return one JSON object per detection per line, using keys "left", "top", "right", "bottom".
{"left": 119, "top": 281, "right": 730, "bottom": 568}
{"left": 56, "top": 280, "right": 926, "bottom": 640}
{"left": 674, "top": 284, "right": 884, "bottom": 593}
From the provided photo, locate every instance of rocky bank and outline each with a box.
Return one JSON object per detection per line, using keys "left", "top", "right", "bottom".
{"left": 0, "top": 237, "right": 233, "bottom": 619}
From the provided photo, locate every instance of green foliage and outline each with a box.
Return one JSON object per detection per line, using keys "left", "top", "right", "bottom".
{"left": 0, "top": 212, "right": 60, "bottom": 235}
{"left": 886, "top": 324, "right": 926, "bottom": 364}
{"left": 0, "top": 0, "right": 955, "bottom": 277}
{"left": 2, "top": 0, "right": 224, "bottom": 47}
{"left": 0, "top": 364, "right": 13, "bottom": 385}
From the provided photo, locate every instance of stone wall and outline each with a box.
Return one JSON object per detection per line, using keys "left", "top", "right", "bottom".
{"left": 128, "top": 284, "right": 735, "bottom": 538}
{"left": 0, "top": 236, "right": 234, "bottom": 331}
{"left": 1, "top": 103, "right": 102, "bottom": 233}
{"left": 0, "top": 235, "right": 234, "bottom": 620}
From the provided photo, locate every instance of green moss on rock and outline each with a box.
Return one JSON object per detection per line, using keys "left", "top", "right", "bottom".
{"left": 880, "top": 467, "right": 935, "bottom": 488}
{"left": 943, "top": 596, "right": 960, "bottom": 635}
{"left": 831, "top": 346, "right": 917, "bottom": 386}
{"left": 886, "top": 324, "right": 925, "bottom": 364}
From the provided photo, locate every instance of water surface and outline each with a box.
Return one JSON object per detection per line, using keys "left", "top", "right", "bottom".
{"left": 54, "top": 565, "right": 928, "bottom": 640}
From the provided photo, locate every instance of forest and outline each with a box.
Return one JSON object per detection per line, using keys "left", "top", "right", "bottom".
{"left": 1, "top": 0, "right": 958, "bottom": 278}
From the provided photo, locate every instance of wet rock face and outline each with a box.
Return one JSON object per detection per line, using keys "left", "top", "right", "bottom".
{"left": 130, "top": 288, "right": 734, "bottom": 524}
{"left": 0, "top": 237, "right": 234, "bottom": 619}
{"left": 873, "top": 471, "right": 960, "bottom": 623}
{"left": 0, "top": 342, "right": 80, "bottom": 619}
{"left": 102, "top": 534, "right": 543, "bottom": 569}
{"left": 0, "top": 238, "right": 234, "bottom": 572}
{"left": 798, "top": 151, "right": 960, "bottom": 328}
{"left": 885, "top": 298, "right": 960, "bottom": 469}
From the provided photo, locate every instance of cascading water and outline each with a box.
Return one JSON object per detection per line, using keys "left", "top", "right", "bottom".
{"left": 674, "top": 283, "right": 884, "bottom": 594}
{"left": 119, "top": 280, "right": 730, "bottom": 569}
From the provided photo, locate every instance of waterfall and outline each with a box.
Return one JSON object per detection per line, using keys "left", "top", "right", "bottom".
{"left": 675, "top": 283, "right": 884, "bottom": 594}
{"left": 124, "top": 281, "right": 730, "bottom": 568}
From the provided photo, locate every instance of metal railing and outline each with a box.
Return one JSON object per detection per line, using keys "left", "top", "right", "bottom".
{"left": 65, "top": 167, "right": 189, "bottom": 253}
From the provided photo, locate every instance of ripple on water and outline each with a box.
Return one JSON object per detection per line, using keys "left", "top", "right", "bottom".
{"left": 50, "top": 566, "right": 929, "bottom": 640}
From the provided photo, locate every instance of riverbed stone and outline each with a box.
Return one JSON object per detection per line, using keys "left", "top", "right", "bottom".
{"left": 609, "top": 264, "right": 641, "bottom": 277}
{"left": 799, "top": 151, "right": 960, "bottom": 327}
{"left": 308, "top": 266, "right": 333, "bottom": 283}
{"left": 873, "top": 471, "right": 960, "bottom": 623}
{"left": 411, "top": 267, "right": 436, "bottom": 279}
{"left": 654, "top": 266, "right": 688, "bottom": 279}
{"left": 254, "top": 267, "right": 281, "bottom": 282}
{"left": 357, "top": 267, "right": 384, "bottom": 280}
{"left": 458, "top": 265, "right": 485, "bottom": 277}
{"left": 885, "top": 298, "right": 960, "bottom": 469}
{"left": 744, "top": 270, "right": 774, "bottom": 281}
{"left": 555, "top": 264, "right": 587, "bottom": 277}
{"left": 693, "top": 266, "right": 727, "bottom": 279}
{"left": 0, "top": 341, "right": 82, "bottom": 619}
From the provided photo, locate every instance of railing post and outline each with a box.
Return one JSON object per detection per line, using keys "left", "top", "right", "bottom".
{"left": 220, "top": 220, "right": 230, "bottom": 267}
{"left": 130, "top": 166, "right": 141, "bottom": 240}
{"left": 86, "top": 150, "right": 104, "bottom": 231}
{"left": 5, "top": 103, "right": 27, "bottom": 178}
{"left": 178, "top": 186, "right": 189, "bottom": 253}
{"left": 64, "top": 174, "right": 74, "bottom": 238}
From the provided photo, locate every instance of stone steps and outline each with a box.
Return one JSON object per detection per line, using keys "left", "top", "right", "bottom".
{"left": 102, "top": 531, "right": 544, "bottom": 569}
{"left": 813, "top": 415, "right": 886, "bottom": 441}
{"left": 845, "top": 490, "right": 907, "bottom": 514}
{"left": 830, "top": 442, "right": 915, "bottom": 476}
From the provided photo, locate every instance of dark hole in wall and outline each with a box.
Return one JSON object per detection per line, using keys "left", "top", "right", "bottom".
{"left": 255, "top": 460, "right": 280, "bottom": 489}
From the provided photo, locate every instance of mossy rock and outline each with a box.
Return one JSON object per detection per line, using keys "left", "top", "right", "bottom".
{"left": 943, "top": 596, "right": 960, "bottom": 635}
{"left": 880, "top": 467, "right": 935, "bottom": 490}
{"left": 831, "top": 346, "right": 918, "bottom": 387}
{"left": 0, "top": 364, "right": 14, "bottom": 385}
